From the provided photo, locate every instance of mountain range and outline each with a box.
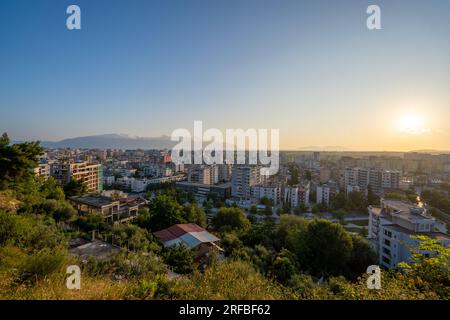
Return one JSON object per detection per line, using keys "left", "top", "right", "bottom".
{"left": 14, "top": 134, "right": 177, "bottom": 150}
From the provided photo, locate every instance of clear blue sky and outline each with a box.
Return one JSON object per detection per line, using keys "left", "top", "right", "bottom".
{"left": 1, "top": 0, "right": 449, "bottom": 151}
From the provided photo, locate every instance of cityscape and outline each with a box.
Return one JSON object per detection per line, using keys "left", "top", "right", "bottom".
{"left": 1, "top": 0, "right": 450, "bottom": 309}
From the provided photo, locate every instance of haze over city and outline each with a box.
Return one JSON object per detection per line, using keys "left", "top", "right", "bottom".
{"left": 1, "top": 0, "right": 450, "bottom": 151}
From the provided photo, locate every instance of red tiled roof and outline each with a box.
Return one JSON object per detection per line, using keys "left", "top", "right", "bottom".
{"left": 153, "top": 223, "right": 205, "bottom": 242}
{"left": 177, "top": 223, "right": 204, "bottom": 233}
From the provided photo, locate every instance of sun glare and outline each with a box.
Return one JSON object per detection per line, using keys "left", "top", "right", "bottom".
{"left": 398, "top": 113, "right": 428, "bottom": 135}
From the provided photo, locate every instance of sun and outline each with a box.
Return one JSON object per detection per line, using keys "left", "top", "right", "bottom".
{"left": 398, "top": 113, "right": 429, "bottom": 135}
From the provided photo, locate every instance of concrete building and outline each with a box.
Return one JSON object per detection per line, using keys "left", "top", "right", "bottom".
{"left": 346, "top": 184, "right": 361, "bottom": 195}
{"left": 175, "top": 181, "right": 231, "bottom": 200}
{"left": 368, "top": 199, "right": 450, "bottom": 269}
{"left": 69, "top": 239, "right": 120, "bottom": 261}
{"left": 131, "top": 178, "right": 150, "bottom": 193}
{"left": 50, "top": 160, "right": 103, "bottom": 193}
{"left": 345, "top": 167, "right": 400, "bottom": 195}
{"left": 69, "top": 195, "right": 145, "bottom": 224}
{"left": 217, "top": 164, "right": 232, "bottom": 182}
{"left": 231, "top": 165, "right": 260, "bottom": 199}
{"left": 252, "top": 185, "right": 281, "bottom": 206}
{"left": 188, "top": 165, "right": 218, "bottom": 185}
{"left": 284, "top": 182, "right": 310, "bottom": 208}
{"left": 319, "top": 167, "right": 331, "bottom": 184}
{"left": 34, "top": 162, "right": 51, "bottom": 179}
{"left": 103, "top": 175, "right": 115, "bottom": 186}
{"left": 316, "top": 185, "right": 331, "bottom": 205}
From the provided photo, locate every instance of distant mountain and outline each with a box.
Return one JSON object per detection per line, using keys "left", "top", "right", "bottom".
{"left": 297, "top": 145, "right": 352, "bottom": 152}
{"left": 12, "top": 134, "right": 262, "bottom": 151}
{"left": 408, "top": 149, "right": 450, "bottom": 154}
{"left": 32, "top": 134, "right": 177, "bottom": 150}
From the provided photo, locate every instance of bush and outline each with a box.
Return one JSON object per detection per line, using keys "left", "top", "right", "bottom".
{"left": 125, "top": 279, "right": 157, "bottom": 299}
{"left": 172, "top": 260, "right": 295, "bottom": 299}
{"left": 34, "top": 199, "right": 77, "bottom": 222}
{"left": 111, "top": 224, "right": 159, "bottom": 252}
{"left": 0, "top": 211, "right": 66, "bottom": 251}
{"left": 162, "top": 243, "right": 195, "bottom": 274}
{"left": 83, "top": 251, "right": 168, "bottom": 280}
{"left": 15, "top": 248, "right": 66, "bottom": 284}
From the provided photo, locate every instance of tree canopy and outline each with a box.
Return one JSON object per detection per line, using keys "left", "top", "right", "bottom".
{"left": 212, "top": 207, "right": 251, "bottom": 232}
{"left": 0, "top": 133, "right": 43, "bottom": 190}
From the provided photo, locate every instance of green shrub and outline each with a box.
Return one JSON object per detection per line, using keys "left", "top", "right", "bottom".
{"left": 15, "top": 248, "right": 66, "bottom": 284}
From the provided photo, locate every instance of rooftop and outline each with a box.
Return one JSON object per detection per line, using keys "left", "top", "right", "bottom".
{"left": 68, "top": 239, "right": 120, "bottom": 261}
{"left": 176, "top": 181, "right": 231, "bottom": 189}
{"left": 382, "top": 199, "right": 432, "bottom": 221}
{"left": 154, "top": 223, "right": 220, "bottom": 249}
{"left": 383, "top": 224, "right": 450, "bottom": 241}
{"left": 70, "top": 195, "right": 119, "bottom": 207}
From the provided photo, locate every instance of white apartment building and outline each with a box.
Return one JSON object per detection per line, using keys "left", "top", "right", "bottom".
{"left": 381, "top": 171, "right": 400, "bottom": 189}
{"left": 284, "top": 182, "right": 310, "bottom": 208}
{"left": 143, "top": 164, "right": 173, "bottom": 178}
{"left": 252, "top": 185, "right": 281, "bottom": 206}
{"left": 368, "top": 199, "right": 450, "bottom": 269}
{"left": 104, "top": 175, "right": 115, "bottom": 186}
{"left": 231, "top": 165, "right": 260, "bottom": 199}
{"left": 285, "top": 187, "right": 300, "bottom": 208}
{"left": 316, "top": 185, "right": 331, "bottom": 205}
{"left": 346, "top": 184, "right": 361, "bottom": 195}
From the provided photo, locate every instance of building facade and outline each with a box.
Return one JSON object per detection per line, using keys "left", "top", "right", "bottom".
{"left": 345, "top": 167, "right": 400, "bottom": 195}
{"left": 368, "top": 199, "right": 450, "bottom": 269}
{"left": 231, "top": 165, "right": 260, "bottom": 199}
{"left": 50, "top": 160, "right": 103, "bottom": 193}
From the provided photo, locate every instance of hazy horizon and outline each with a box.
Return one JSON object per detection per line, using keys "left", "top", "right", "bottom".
{"left": 8, "top": 132, "right": 450, "bottom": 153}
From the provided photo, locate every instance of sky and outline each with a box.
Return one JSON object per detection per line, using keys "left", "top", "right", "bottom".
{"left": 0, "top": 0, "right": 449, "bottom": 151}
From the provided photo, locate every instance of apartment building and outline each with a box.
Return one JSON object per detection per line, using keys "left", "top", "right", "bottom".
{"left": 316, "top": 185, "right": 331, "bottom": 205}
{"left": 50, "top": 160, "right": 103, "bottom": 194}
{"left": 175, "top": 181, "right": 231, "bottom": 200}
{"left": 188, "top": 164, "right": 218, "bottom": 185}
{"left": 284, "top": 182, "right": 310, "bottom": 208}
{"left": 34, "top": 162, "right": 51, "bottom": 179}
{"left": 345, "top": 167, "right": 400, "bottom": 195}
{"left": 368, "top": 199, "right": 450, "bottom": 269}
{"left": 143, "top": 164, "right": 173, "bottom": 178}
{"left": 69, "top": 195, "right": 146, "bottom": 224}
{"left": 252, "top": 185, "right": 281, "bottom": 206}
{"left": 217, "top": 164, "right": 232, "bottom": 182}
{"left": 231, "top": 165, "right": 260, "bottom": 199}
